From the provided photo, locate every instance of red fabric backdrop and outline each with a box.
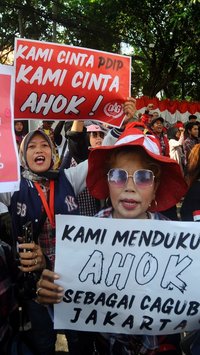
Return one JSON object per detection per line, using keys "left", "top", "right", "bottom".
{"left": 136, "top": 96, "right": 200, "bottom": 114}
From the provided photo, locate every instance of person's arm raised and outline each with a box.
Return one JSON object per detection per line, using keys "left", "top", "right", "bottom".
{"left": 70, "top": 120, "right": 84, "bottom": 132}
{"left": 64, "top": 159, "right": 88, "bottom": 195}
{"left": 54, "top": 121, "right": 65, "bottom": 146}
{"left": 103, "top": 97, "right": 137, "bottom": 145}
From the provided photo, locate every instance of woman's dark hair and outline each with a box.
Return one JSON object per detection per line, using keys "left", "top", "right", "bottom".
{"left": 167, "top": 127, "right": 179, "bottom": 140}
{"left": 186, "top": 143, "right": 200, "bottom": 185}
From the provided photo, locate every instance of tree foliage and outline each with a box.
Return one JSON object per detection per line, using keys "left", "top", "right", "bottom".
{"left": 118, "top": 0, "right": 200, "bottom": 101}
{"left": 0, "top": 0, "right": 199, "bottom": 100}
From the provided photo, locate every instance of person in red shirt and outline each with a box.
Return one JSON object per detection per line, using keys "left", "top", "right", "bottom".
{"left": 149, "top": 117, "right": 169, "bottom": 156}
{"left": 140, "top": 103, "right": 154, "bottom": 128}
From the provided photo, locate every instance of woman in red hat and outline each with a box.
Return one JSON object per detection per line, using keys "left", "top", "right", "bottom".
{"left": 35, "top": 123, "right": 187, "bottom": 354}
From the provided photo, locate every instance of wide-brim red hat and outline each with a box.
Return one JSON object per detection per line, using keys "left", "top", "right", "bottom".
{"left": 86, "top": 123, "right": 188, "bottom": 212}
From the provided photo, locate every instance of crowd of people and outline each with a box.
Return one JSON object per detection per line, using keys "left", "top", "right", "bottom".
{"left": 0, "top": 98, "right": 200, "bottom": 355}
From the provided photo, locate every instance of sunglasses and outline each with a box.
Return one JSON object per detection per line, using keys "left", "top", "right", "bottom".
{"left": 90, "top": 132, "right": 105, "bottom": 138}
{"left": 107, "top": 168, "right": 155, "bottom": 188}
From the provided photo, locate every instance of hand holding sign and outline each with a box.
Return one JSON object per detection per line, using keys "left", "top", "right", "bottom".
{"left": 121, "top": 97, "right": 136, "bottom": 128}
{"left": 36, "top": 269, "right": 64, "bottom": 304}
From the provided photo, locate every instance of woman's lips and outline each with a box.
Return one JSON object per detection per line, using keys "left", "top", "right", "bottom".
{"left": 95, "top": 141, "right": 102, "bottom": 146}
{"left": 34, "top": 156, "right": 45, "bottom": 164}
{"left": 120, "top": 199, "right": 138, "bottom": 210}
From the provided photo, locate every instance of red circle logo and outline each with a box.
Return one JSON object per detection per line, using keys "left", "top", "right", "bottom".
{"left": 104, "top": 101, "right": 123, "bottom": 118}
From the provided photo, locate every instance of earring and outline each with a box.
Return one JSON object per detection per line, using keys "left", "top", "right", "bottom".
{"left": 149, "top": 199, "right": 158, "bottom": 209}
{"left": 105, "top": 197, "right": 112, "bottom": 207}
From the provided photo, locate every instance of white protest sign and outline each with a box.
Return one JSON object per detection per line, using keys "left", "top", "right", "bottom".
{"left": 54, "top": 215, "right": 200, "bottom": 335}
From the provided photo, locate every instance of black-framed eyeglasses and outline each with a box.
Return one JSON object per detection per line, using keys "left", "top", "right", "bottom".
{"left": 107, "top": 168, "right": 155, "bottom": 188}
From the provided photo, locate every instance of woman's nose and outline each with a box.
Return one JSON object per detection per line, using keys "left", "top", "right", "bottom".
{"left": 35, "top": 145, "right": 43, "bottom": 152}
{"left": 125, "top": 175, "right": 136, "bottom": 191}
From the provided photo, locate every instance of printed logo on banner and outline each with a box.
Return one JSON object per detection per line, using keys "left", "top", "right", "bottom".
{"left": 104, "top": 101, "right": 124, "bottom": 119}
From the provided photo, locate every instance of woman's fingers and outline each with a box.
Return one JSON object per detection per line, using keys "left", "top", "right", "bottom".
{"left": 36, "top": 270, "right": 64, "bottom": 304}
{"left": 123, "top": 97, "right": 137, "bottom": 121}
{"left": 18, "top": 243, "right": 46, "bottom": 271}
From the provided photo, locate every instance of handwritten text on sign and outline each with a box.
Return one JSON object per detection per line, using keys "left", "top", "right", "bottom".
{"left": 54, "top": 215, "right": 200, "bottom": 335}
{"left": 14, "top": 38, "right": 131, "bottom": 126}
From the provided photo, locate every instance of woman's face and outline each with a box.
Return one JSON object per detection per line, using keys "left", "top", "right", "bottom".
{"left": 108, "top": 152, "right": 157, "bottom": 219}
{"left": 175, "top": 130, "right": 181, "bottom": 139}
{"left": 15, "top": 121, "right": 23, "bottom": 132}
{"left": 26, "top": 133, "right": 52, "bottom": 173}
{"left": 89, "top": 131, "right": 104, "bottom": 148}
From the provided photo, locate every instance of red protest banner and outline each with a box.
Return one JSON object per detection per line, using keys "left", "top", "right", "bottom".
{"left": 14, "top": 38, "right": 131, "bottom": 127}
{"left": 0, "top": 65, "right": 20, "bottom": 192}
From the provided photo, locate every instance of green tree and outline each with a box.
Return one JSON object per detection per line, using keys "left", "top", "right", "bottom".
{"left": 120, "top": 0, "right": 200, "bottom": 100}
{"left": 0, "top": 0, "right": 199, "bottom": 100}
